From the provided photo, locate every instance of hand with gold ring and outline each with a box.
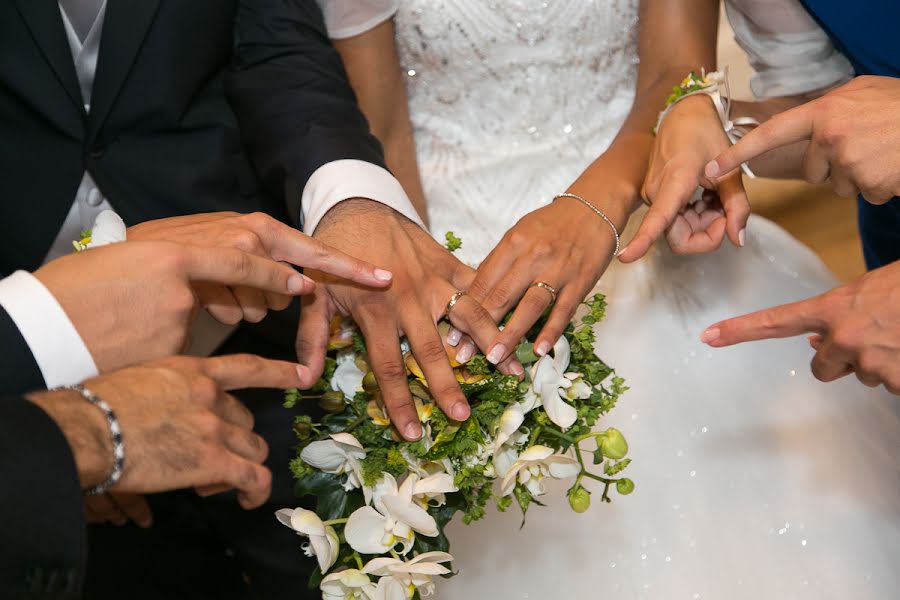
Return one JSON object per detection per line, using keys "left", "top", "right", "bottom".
{"left": 448, "top": 188, "right": 627, "bottom": 367}
{"left": 298, "top": 200, "right": 523, "bottom": 442}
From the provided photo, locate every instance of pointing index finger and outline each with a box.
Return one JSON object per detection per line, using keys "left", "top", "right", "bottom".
{"left": 702, "top": 295, "right": 828, "bottom": 347}
{"left": 706, "top": 103, "right": 816, "bottom": 179}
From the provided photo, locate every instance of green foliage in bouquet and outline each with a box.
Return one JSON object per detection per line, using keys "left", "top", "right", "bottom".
{"left": 277, "top": 239, "right": 631, "bottom": 599}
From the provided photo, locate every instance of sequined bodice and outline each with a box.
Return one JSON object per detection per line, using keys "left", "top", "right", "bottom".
{"left": 392, "top": 0, "right": 640, "bottom": 262}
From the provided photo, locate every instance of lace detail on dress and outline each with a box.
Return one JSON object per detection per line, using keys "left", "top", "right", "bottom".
{"left": 392, "top": 0, "right": 639, "bottom": 264}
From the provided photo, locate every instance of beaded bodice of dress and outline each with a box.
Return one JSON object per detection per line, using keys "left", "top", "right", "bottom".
{"left": 392, "top": 0, "right": 640, "bottom": 264}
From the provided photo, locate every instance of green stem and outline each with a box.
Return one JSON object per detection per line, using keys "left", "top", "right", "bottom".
{"left": 539, "top": 426, "right": 577, "bottom": 446}
{"left": 352, "top": 552, "right": 364, "bottom": 570}
{"left": 344, "top": 414, "right": 369, "bottom": 434}
{"left": 581, "top": 471, "right": 616, "bottom": 485}
{"left": 324, "top": 518, "right": 348, "bottom": 527}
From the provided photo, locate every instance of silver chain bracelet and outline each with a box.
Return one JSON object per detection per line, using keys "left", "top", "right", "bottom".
{"left": 553, "top": 193, "right": 621, "bottom": 258}
{"left": 67, "top": 384, "right": 125, "bottom": 495}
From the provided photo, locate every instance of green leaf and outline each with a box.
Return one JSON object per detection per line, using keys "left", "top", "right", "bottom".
{"left": 294, "top": 471, "right": 348, "bottom": 521}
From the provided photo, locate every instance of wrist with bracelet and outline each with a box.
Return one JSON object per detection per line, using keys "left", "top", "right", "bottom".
{"left": 553, "top": 193, "right": 621, "bottom": 258}
{"left": 65, "top": 384, "right": 125, "bottom": 495}
{"left": 654, "top": 68, "right": 759, "bottom": 177}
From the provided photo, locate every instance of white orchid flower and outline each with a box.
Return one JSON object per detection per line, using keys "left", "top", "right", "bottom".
{"left": 412, "top": 472, "right": 458, "bottom": 507}
{"left": 564, "top": 372, "right": 593, "bottom": 401}
{"left": 500, "top": 445, "right": 581, "bottom": 497}
{"left": 87, "top": 210, "right": 127, "bottom": 248}
{"left": 490, "top": 429, "right": 529, "bottom": 479}
{"left": 300, "top": 433, "right": 366, "bottom": 491}
{"left": 275, "top": 507, "right": 340, "bottom": 573}
{"left": 363, "top": 552, "right": 454, "bottom": 599}
{"left": 332, "top": 351, "right": 366, "bottom": 400}
{"left": 345, "top": 473, "right": 439, "bottom": 555}
{"left": 524, "top": 336, "right": 578, "bottom": 430}
{"left": 320, "top": 569, "right": 377, "bottom": 600}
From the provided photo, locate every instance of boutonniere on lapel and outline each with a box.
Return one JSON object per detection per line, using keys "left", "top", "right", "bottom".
{"left": 72, "top": 210, "right": 127, "bottom": 251}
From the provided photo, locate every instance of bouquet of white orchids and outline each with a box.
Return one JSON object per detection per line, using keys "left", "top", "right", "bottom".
{"left": 279, "top": 291, "right": 631, "bottom": 600}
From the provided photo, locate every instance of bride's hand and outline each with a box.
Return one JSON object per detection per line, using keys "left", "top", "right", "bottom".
{"left": 617, "top": 95, "right": 749, "bottom": 263}
{"left": 463, "top": 197, "right": 620, "bottom": 364}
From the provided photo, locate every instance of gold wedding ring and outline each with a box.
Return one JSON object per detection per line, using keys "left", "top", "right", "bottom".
{"left": 531, "top": 281, "right": 558, "bottom": 305}
{"left": 444, "top": 290, "right": 467, "bottom": 318}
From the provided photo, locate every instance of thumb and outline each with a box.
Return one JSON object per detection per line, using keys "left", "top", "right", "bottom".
{"left": 295, "top": 285, "right": 333, "bottom": 381}
{"left": 715, "top": 173, "right": 751, "bottom": 248}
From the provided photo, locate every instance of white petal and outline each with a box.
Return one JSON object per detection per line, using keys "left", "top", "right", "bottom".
{"left": 540, "top": 378, "right": 578, "bottom": 430}
{"left": 375, "top": 576, "right": 408, "bottom": 600}
{"left": 321, "top": 526, "right": 340, "bottom": 573}
{"left": 551, "top": 335, "right": 571, "bottom": 371}
{"left": 372, "top": 473, "right": 399, "bottom": 515}
{"left": 361, "top": 557, "right": 403, "bottom": 577}
{"left": 309, "top": 530, "right": 334, "bottom": 573}
{"left": 289, "top": 507, "right": 327, "bottom": 537}
{"left": 409, "top": 552, "right": 453, "bottom": 565}
{"left": 492, "top": 446, "right": 518, "bottom": 479}
{"left": 274, "top": 508, "right": 295, "bottom": 530}
{"left": 87, "top": 210, "right": 126, "bottom": 247}
{"left": 300, "top": 440, "right": 347, "bottom": 472}
{"left": 547, "top": 455, "right": 582, "bottom": 479}
{"left": 331, "top": 433, "right": 364, "bottom": 450}
{"left": 321, "top": 569, "right": 371, "bottom": 593}
{"left": 382, "top": 494, "right": 439, "bottom": 537}
{"left": 517, "top": 445, "right": 555, "bottom": 462}
{"left": 332, "top": 360, "right": 366, "bottom": 400}
{"left": 413, "top": 473, "right": 457, "bottom": 497}
{"left": 493, "top": 405, "right": 525, "bottom": 450}
{"left": 500, "top": 463, "right": 523, "bottom": 496}
{"left": 345, "top": 506, "right": 392, "bottom": 555}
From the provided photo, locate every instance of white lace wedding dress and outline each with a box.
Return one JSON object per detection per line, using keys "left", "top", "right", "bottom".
{"left": 320, "top": 1, "right": 900, "bottom": 597}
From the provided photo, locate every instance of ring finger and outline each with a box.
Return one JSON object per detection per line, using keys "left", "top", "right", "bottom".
{"left": 484, "top": 279, "right": 557, "bottom": 365}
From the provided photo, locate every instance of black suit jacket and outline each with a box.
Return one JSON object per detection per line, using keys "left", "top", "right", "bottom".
{"left": 0, "top": 0, "right": 387, "bottom": 275}
{"left": 0, "top": 307, "right": 45, "bottom": 394}
{"left": 0, "top": 396, "right": 86, "bottom": 600}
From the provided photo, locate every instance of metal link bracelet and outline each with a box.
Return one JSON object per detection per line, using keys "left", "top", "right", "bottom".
{"left": 553, "top": 193, "right": 621, "bottom": 258}
{"left": 67, "top": 384, "right": 125, "bottom": 495}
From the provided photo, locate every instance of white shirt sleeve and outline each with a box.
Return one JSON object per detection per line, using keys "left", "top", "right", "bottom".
{"left": 724, "top": 0, "right": 854, "bottom": 99}
{"left": 300, "top": 159, "right": 425, "bottom": 235}
{"left": 0, "top": 271, "right": 98, "bottom": 389}
{"left": 315, "top": 0, "right": 399, "bottom": 39}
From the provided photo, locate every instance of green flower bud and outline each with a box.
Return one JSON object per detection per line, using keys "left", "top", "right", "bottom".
{"left": 292, "top": 419, "right": 312, "bottom": 440}
{"left": 362, "top": 371, "right": 379, "bottom": 393}
{"left": 599, "top": 428, "right": 628, "bottom": 460}
{"left": 616, "top": 478, "right": 635, "bottom": 495}
{"left": 568, "top": 485, "right": 591, "bottom": 513}
{"left": 318, "top": 390, "right": 345, "bottom": 414}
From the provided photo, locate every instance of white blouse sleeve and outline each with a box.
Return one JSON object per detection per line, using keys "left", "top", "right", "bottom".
{"left": 315, "top": 0, "right": 400, "bottom": 39}
{"left": 724, "top": 0, "right": 854, "bottom": 99}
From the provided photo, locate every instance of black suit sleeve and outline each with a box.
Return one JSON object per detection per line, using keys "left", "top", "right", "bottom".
{"left": 0, "top": 396, "right": 86, "bottom": 599}
{"left": 0, "top": 305, "right": 46, "bottom": 395}
{"left": 226, "top": 0, "right": 388, "bottom": 226}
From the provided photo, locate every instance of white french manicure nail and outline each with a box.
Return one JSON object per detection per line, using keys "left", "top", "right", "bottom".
{"left": 456, "top": 343, "right": 475, "bottom": 364}
{"left": 374, "top": 268, "right": 393, "bottom": 282}
{"left": 534, "top": 341, "right": 551, "bottom": 356}
{"left": 738, "top": 228, "right": 746, "bottom": 247}
{"left": 486, "top": 344, "right": 507, "bottom": 365}
{"left": 447, "top": 328, "right": 462, "bottom": 347}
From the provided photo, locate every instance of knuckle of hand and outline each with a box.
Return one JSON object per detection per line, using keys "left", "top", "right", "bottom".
{"left": 415, "top": 339, "right": 447, "bottom": 364}
{"left": 377, "top": 360, "right": 407, "bottom": 383}
{"left": 192, "top": 376, "right": 219, "bottom": 403}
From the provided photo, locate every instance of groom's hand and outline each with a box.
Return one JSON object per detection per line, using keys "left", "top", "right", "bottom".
{"left": 299, "top": 199, "right": 519, "bottom": 440}
{"left": 701, "top": 260, "right": 900, "bottom": 394}
{"left": 128, "top": 211, "right": 393, "bottom": 324}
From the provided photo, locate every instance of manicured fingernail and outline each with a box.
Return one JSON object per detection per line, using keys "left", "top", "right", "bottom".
{"left": 738, "top": 228, "right": 746, "bottom": 247}
{"left": 296, "top": 365, "right": 310, "bottom": 382}
{"left": 700, "top": 328, "right": 720, "bottom": 344}
{"left": 374, "top": 268, "right": 393, "bottom": 282}
{"left": 455, "top": 342, "right": 475, "bottom": 364}
{"left": 534, "top": 341, "right": 551, "bottom": 356}
{"left": 704, "top": 160, "right": 720, "bottom": 178}
{"left": 288, "top": 274, "right": 307, "bottom": 294}
{"left": 617, "top": 244, "right": 628, "bottom": 259}
{"left": 510, "top": 361, "right": 525, "bottom": 377}
{"left": 447, "top": 327, "right": 462, "bottom": 347}
{"left": 486, "top": 344, "right": 507, "bottom": 365}
{"left": 450, "top": 402, "right": 470, "bottom": 421}
{"left": 403, "top": 423, "right": 422, "bottom": 440}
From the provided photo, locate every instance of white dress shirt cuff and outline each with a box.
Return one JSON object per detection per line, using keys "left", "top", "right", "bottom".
{"left": 301, "top": 159, "right": 425, "bottom": 235}
{"left": 0, "top": 271, "right": 98, "bottom": 389}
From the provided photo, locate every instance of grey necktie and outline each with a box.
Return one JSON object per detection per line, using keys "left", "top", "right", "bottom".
{"left": 59, "top": 0, "right": 104, "bottom": 43}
